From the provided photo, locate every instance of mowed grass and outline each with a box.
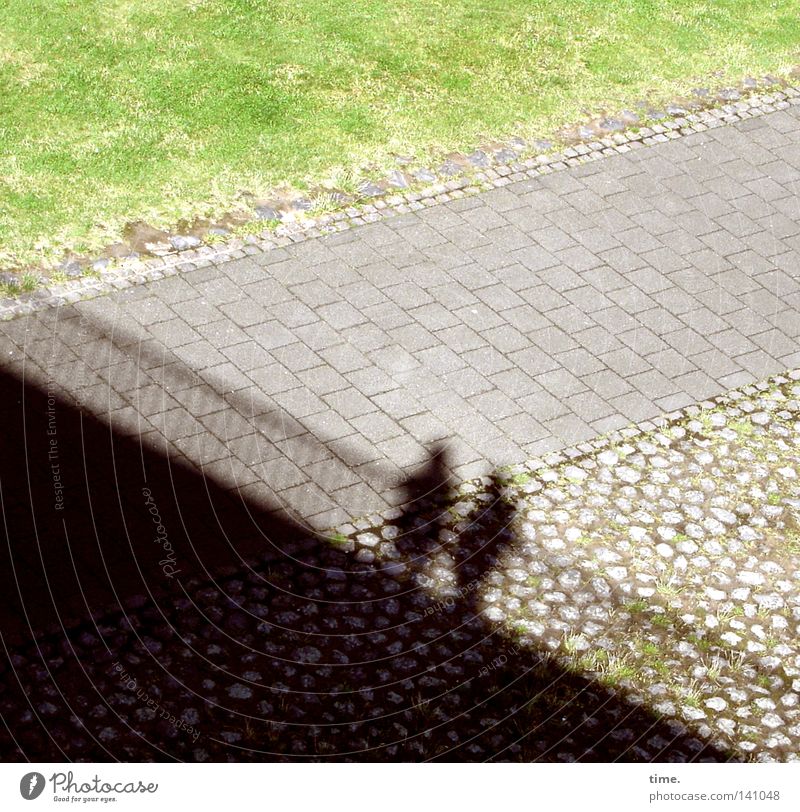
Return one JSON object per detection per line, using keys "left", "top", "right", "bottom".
{"left": 1, "top": 0, "right": 798, "bottom": 269}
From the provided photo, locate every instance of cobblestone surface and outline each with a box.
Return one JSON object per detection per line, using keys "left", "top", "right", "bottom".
{"left": 2, "top": 103, "right": 800, "bottom": 528}
{"left": 2, "top": 372, "right": 798, "bottom": 761}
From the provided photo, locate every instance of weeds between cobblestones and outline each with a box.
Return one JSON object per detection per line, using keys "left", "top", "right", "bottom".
{"left": 3, "top": 370, "right": 798, "bottom": 761}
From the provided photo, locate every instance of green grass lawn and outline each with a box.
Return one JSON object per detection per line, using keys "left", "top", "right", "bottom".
{"left": 1, "top": 0, "right": 798, "bottom": 271}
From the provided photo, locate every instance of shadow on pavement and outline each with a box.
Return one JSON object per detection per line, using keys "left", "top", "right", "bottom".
{"left": 0, "top": 361, "right": 738, "bottom": 761}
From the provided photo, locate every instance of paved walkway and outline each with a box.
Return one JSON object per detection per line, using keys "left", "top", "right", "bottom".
{"left": 2, "top": 106, "right": 800, "bottom": 530}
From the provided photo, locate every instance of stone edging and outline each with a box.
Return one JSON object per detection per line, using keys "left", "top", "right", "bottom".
{"left": 2, "top": 84, "right": 799, "bottom": 321}
{"left": 331, "top": 369, "right": 800, "bottom": 537}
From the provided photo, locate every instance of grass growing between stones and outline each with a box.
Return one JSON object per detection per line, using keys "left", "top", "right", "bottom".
{"left": 1, "top": 0, "right": 799, "bottom": 270}
{"left": 486, "top": 373, "right": 800, "bottom": 759}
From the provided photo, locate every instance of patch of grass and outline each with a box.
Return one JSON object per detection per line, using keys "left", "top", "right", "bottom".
{"left": 717, "top": 605, "right": 744, "bottom": 624}
{"left": 48, "top": 270, "right": 71, "bottom": 285}
{"left": 327, "top": 531, "right": 349, "bottom": 547}
{"left": 20, "top": 272, "right": 39, "bottom": 291}
{"left": 204, "top": 230, "right": 229, "bottom": 245}
{"left": 655, "top": 574, "right": 685, "bottom": 598}
{"left": 651, "top": 613, "right": 673, "bottom": 628}
{"left": 598, "top": 653, "right": 637, "bottom": 686}
{"left": 575, "top": 648, "right": 609, "bottom": 675}
{"left": 1, "top": 1, "right": 798, "bottom": 269}
{"left": 786, "top": 528, "right": 800, "bottom": 556}
{"left": 309, "top": 192, "right": 350, "bottom": 216}
{"left": 639, "top": 641, "right": 661, "bottom": 657}
{"left": 412, "top": 692, "right": 435, "bottom": 720}
{"left": 682, "top": 680, "right": 703, "bottom": 708}
{"left": 230, "top": 220, "right": 270, "bottom": 239}
{"left": 624, "top": 599, "right": 648, "bottom": 614}
{"left": 687, "top": 633, "right": 712, "bottom": 652}
{"left": 561, "top": 633, "right": 586, "bottom": 655}
{"left": 730, "top": 419, "right": 756, "bottom": 439}
{"left": 698, "top": 412, "right": 716, "bottom": 434}
{"left": 724, "top": 649, "right": 748, "bottom": 672}
{"left": 652, "top": 659, "right": 671, "bottom": 676}
{"left": 507, "top": 620, "right": 529, "bottom": 641}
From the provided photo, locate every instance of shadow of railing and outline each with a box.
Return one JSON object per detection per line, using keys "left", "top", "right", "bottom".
{"left": 0, "top": 353, "right": 738, "bottom": 762}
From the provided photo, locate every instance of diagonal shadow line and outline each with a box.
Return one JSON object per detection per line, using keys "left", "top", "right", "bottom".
{"left": 30, "top": 304, "right": 446, "bottom": 526}
{"left": 21, "top": 306, "right": 466, "bottom": 595}
{"left": 0, "top": 331, "right": 740, "bottom": 762}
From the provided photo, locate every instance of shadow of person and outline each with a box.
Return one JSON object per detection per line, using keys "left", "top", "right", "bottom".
{"left": 0, "top": 365, "right": 738, "bottom": 762}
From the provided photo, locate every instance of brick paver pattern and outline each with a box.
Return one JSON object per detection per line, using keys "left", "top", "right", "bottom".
{"left": 3, "top": 108, "right": 799, "bottom": 530}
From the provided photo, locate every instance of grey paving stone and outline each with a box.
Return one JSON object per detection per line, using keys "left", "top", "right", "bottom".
{"left": 206, "top": 361, "right": 257, "bottom": 392}
{"left": 330, "top": 481, "right": 388, "bottom": 514}
{"left": 441, "top": 366, "right": 494, "bottom": 398}
{"left": 545, "top": 413, "right": 597, "bottom": 444}
{"left": 496, "top": 412, "right": 548, "bottom": 445}
{"left": 269, "top": 342, "right": 323, "bottom": 373}
{"left": 673, "top": 369, "right": 723, "bottom": 400}
{"left": 679, "top": 307, "right": 730, "bottom": 335}
{"left": 687, "top": 349, "right": 743, "bottom": 380}
{"left": 563, "top": 285, "right": 615, "bottom": 313}
{"left": 341, "top": 323, "right": 392, "bottom": 353}
{"left": 377, "top": 434, "right": 429, "bottom": 468}
{"left": 303, "top": 457, "right": 361, "bottom": 492}
{"left": 618, "top": 326, "right": 668, "bottom": 356}
{"left": 317, "top": 300, "right": 368, "bottom": 330}
{"left": 398, "top": 413, "right": 450, "bottom": 444}
{"left": 171, "top": 340, "right": 228, "bottom": 370}
{"left": 708, "top": 329, "right": 759, "bottom": 357}
{"left": 197, "top": 409, "right": 256, "bottom": 442}
{"left": 196, "top": 319, "right": 251, "bottom": 348}
{"left": 562, "top": 390, "right": 613, "bottom": 424}
{"left": 556, "top": 346, "right": 604, "bottom": 377}
{"left": 535, "top": 367, "right": 588, "bottom": 398}
{"left": 600, "top": 347, "right": 651, "bottom": 377}
{"left": 608, "top": 390, "right": 659, "bottom": 423}
{"left": 270, "top": 386, "right": 328, "bottom": 419}
{"left": 322, "top": 387, "right": 377, "bottom": 419}
{"left": 296, "top": 365, "right": 349, "bottom": 395}
{"left": 734, "top": 348, "right": 781, "bottom": 377}
{"left": 300, "top": 410, "right": 357, "bottom": 442}
{"left": 582, "top": 368, "right": 633, "bottom": 400}
{"left": 251, "top": 457, "right": 308, "bottom": 492}
{"left": 248, "top": 362, "right": 301, "bottom": 395}
{"left": 220, "top": 340, "right": 273, "bottom": 372}
{"left": 662, "top": 327, "right": 713, "bottom": 357}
